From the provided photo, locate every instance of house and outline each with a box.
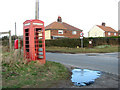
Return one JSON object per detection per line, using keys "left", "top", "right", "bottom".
{"left": 45, "top": 16, "right": 83, "bottom": 39}
{"left": 88, "top": 22, "right": 118, "bottom": 37}
{"left": 118, "top": 30, "right": 120, "bottom": 36}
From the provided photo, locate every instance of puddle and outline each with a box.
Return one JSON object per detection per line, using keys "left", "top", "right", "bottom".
{"left": 71, "top": 69, "right": 101, "bottom": 86}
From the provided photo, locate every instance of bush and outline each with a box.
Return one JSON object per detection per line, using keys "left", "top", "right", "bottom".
{"left": 45, "top": 37, "right": 118, "bottom": 48}
{"left": 46, "top": 38, "right": 88, "bottom": 48}
{"left": 2, "top": 36, "right": 118, "bottom": 48}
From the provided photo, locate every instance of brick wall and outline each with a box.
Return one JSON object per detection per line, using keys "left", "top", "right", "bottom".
{"left": 51, "top": 30, "right": 82, "bottom": 39}
{"left": 105, "top": 32, "right": 118, "bottom": 37}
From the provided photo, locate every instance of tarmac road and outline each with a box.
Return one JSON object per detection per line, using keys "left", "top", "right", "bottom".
{"left": 46, "top": 52, "right": 119, "bottom": 75}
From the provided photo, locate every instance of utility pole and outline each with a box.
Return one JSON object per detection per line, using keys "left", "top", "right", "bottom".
{"left": 80, "top": 32, "right": 84, "bottom": 48}
{"left": 9, "top": 30, "right": 12, "bottom": 51}
{"left": 15, "top": 22, "right": 17, "bottom": 39}
{"left": 81, "top": 38, "right": 83, "bottom": 48}
{"left": 35, "top": 0, "right": 39, "bottom": 19}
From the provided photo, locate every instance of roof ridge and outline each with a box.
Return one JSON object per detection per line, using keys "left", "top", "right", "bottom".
{"left": 45, "top": 21, "right": 82, "bottom": 31}
{"left": 45, "top": 21, "right": 67, "bottom": 30}
{"left": 96, "top": 25, "right": 117, "bottom": 32}
{"left": 62, "top": 22, "right": 82, "bottom": 31}
{"left": 97, "top": 25, "right": 111, "bottom": 28}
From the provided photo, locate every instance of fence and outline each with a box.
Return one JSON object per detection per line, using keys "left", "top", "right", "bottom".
{"left": 0, "top": 31, "right": 12, "bottom": 51}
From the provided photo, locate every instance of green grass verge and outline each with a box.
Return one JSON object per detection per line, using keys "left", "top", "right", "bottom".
{"left": 45, "top": 45, "right": 118, "bottom": 53}
{"left": 2, "top": 52, "right": 70, "bottom": 88}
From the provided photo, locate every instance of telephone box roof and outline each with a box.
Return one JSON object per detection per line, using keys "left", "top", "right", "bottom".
{"left": 23, "top": 19, "right": 44, "bottom": 24}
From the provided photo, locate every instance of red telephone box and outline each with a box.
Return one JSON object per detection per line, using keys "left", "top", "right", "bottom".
{"left": 23, "top": 19, "right": 46, "bottom": 64}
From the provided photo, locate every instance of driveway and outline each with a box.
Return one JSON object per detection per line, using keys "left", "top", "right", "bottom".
{"left": 46, "top": 52, "right": 118, "bottom": 75}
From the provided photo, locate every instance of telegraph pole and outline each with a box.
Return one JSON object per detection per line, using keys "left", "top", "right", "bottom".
{"left": 9, "top": 30, "right": 12, "bottom": 51}
{"left": 35, "top": 0, "right": 39, "bottom": 19}
{"left": 15, "top": 22, "right": 17, "bottom": 39}
{"left": 80, "top": 32, "right": 84, "bottom": 48}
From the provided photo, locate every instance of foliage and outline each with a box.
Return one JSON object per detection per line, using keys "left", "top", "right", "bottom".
{"left": 2, "top": 48, "right": 70, "bottom": 88}
{"left": 1, "top": 36, "right": 119, "bottom": 48}
{"left": 45, "top": 37, "right": 118, "bottom": 48}
{"left": 45, "top": 38, "right": 89, "bottom": 48}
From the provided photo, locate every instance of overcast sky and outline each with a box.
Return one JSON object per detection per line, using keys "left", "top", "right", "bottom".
{"left": 0, "top": 0, "right": 119, "bottom": 37}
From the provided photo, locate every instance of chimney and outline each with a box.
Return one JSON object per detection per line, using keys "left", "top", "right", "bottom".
{"left": 102, "top": 22, "right": 106, "bottom": 26}
{"left": 57, "top": 16, "right": 62, "bottom": 22}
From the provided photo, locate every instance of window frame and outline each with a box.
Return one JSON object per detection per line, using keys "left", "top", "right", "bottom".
{"left": 72, "top": 31, "right": 77, "bottom": 35}
{"left": 108, "top": 32, "right": 111, "bottom": 35}
{"left": 58, "top": 30, "right": 63, "bottom": 34}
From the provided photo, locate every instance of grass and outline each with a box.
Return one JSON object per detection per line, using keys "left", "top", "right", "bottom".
{"left": 2, "top": 48, "right": 70, "bottom": 88}
{"left": 45, "top": 45, "right": 118, "bottom": 53}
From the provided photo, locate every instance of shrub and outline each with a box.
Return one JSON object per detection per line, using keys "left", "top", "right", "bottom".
{"left": 45, "top": 37, "right": 118, "bottom": 48}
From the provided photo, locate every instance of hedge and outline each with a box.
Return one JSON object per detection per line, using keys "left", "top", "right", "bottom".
{"left": 1, "top": 37, "right": 119, "bottom": 48}
{"left": 45, "top": 37, "right": 119, "bottom": 48}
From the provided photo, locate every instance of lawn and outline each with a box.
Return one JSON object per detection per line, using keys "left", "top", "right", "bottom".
{"left": 45, "top": 45, "right": 118, "bottom": 53}
{"left": 2, "top": 49, "right": 70, "bottom": 88}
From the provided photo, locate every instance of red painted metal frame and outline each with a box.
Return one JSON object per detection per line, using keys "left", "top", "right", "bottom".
{"left": 23, "top": 19, "right": 46, "bottom": 64}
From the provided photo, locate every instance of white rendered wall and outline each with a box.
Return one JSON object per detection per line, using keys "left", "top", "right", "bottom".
{"left": 45, "top": 30, "right": 51, "bottom": 40}
{"left": 88, "top": 25, "right": 105, "bottom": 37}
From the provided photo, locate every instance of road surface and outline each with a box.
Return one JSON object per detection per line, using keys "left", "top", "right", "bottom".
{"left": 46, "top": 52, "right": 118, "bottom": 75}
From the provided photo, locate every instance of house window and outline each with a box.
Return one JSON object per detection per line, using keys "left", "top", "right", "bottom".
{"left": 72, "top": 31, "right": 77, "bottom": 35}
{"left": 58, "top": 30, "right": 63, "bottom": 34}
{"left": 114, "top": 33, "right": 116, "bottom": 36}
{"left": 108, "top": 32, "right": 111, "bottom": 35}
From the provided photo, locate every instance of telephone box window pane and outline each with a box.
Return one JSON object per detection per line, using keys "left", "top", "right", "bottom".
{"left": 39, "top": 41, "right": 42, "bottom": 43}
{"left": 38, "top": 56, "right": 43, "bottom": 59}
{"left": 26, "top": 37, "right": 29, "bottom": 40}
{"left": 26, "top": 41, "right": 29, "bottom": 44}
{"left": 25, "top": 33, "right": 29, "bottom": 36}
{"left": 26, "top": 45, "right": 29, "bottom": 48}
{"left": 35, "top": 45, "right": 39, "bottom": 47}
{"left": 36, "top": 28, "right": 42, "bottom": 31}
{"left": 36, "top": 33, "right": 38, "bottom": 35}
{"left": 38, "top": 37, "right": 42, "bottom": 39}
{"left": 39, "top": 45, "right": 42, "bottom": 47}
{"left": 25, "top": 29, "right": 29, "bottom": 32}
{"left": 38, "top": 48, "right": 43, "bottom": 51}
{"left": 38, "top": 52, "right": 43, "bottom": 55}
{"left": 26, "top": 49, "right": 29, "bottom": 52}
